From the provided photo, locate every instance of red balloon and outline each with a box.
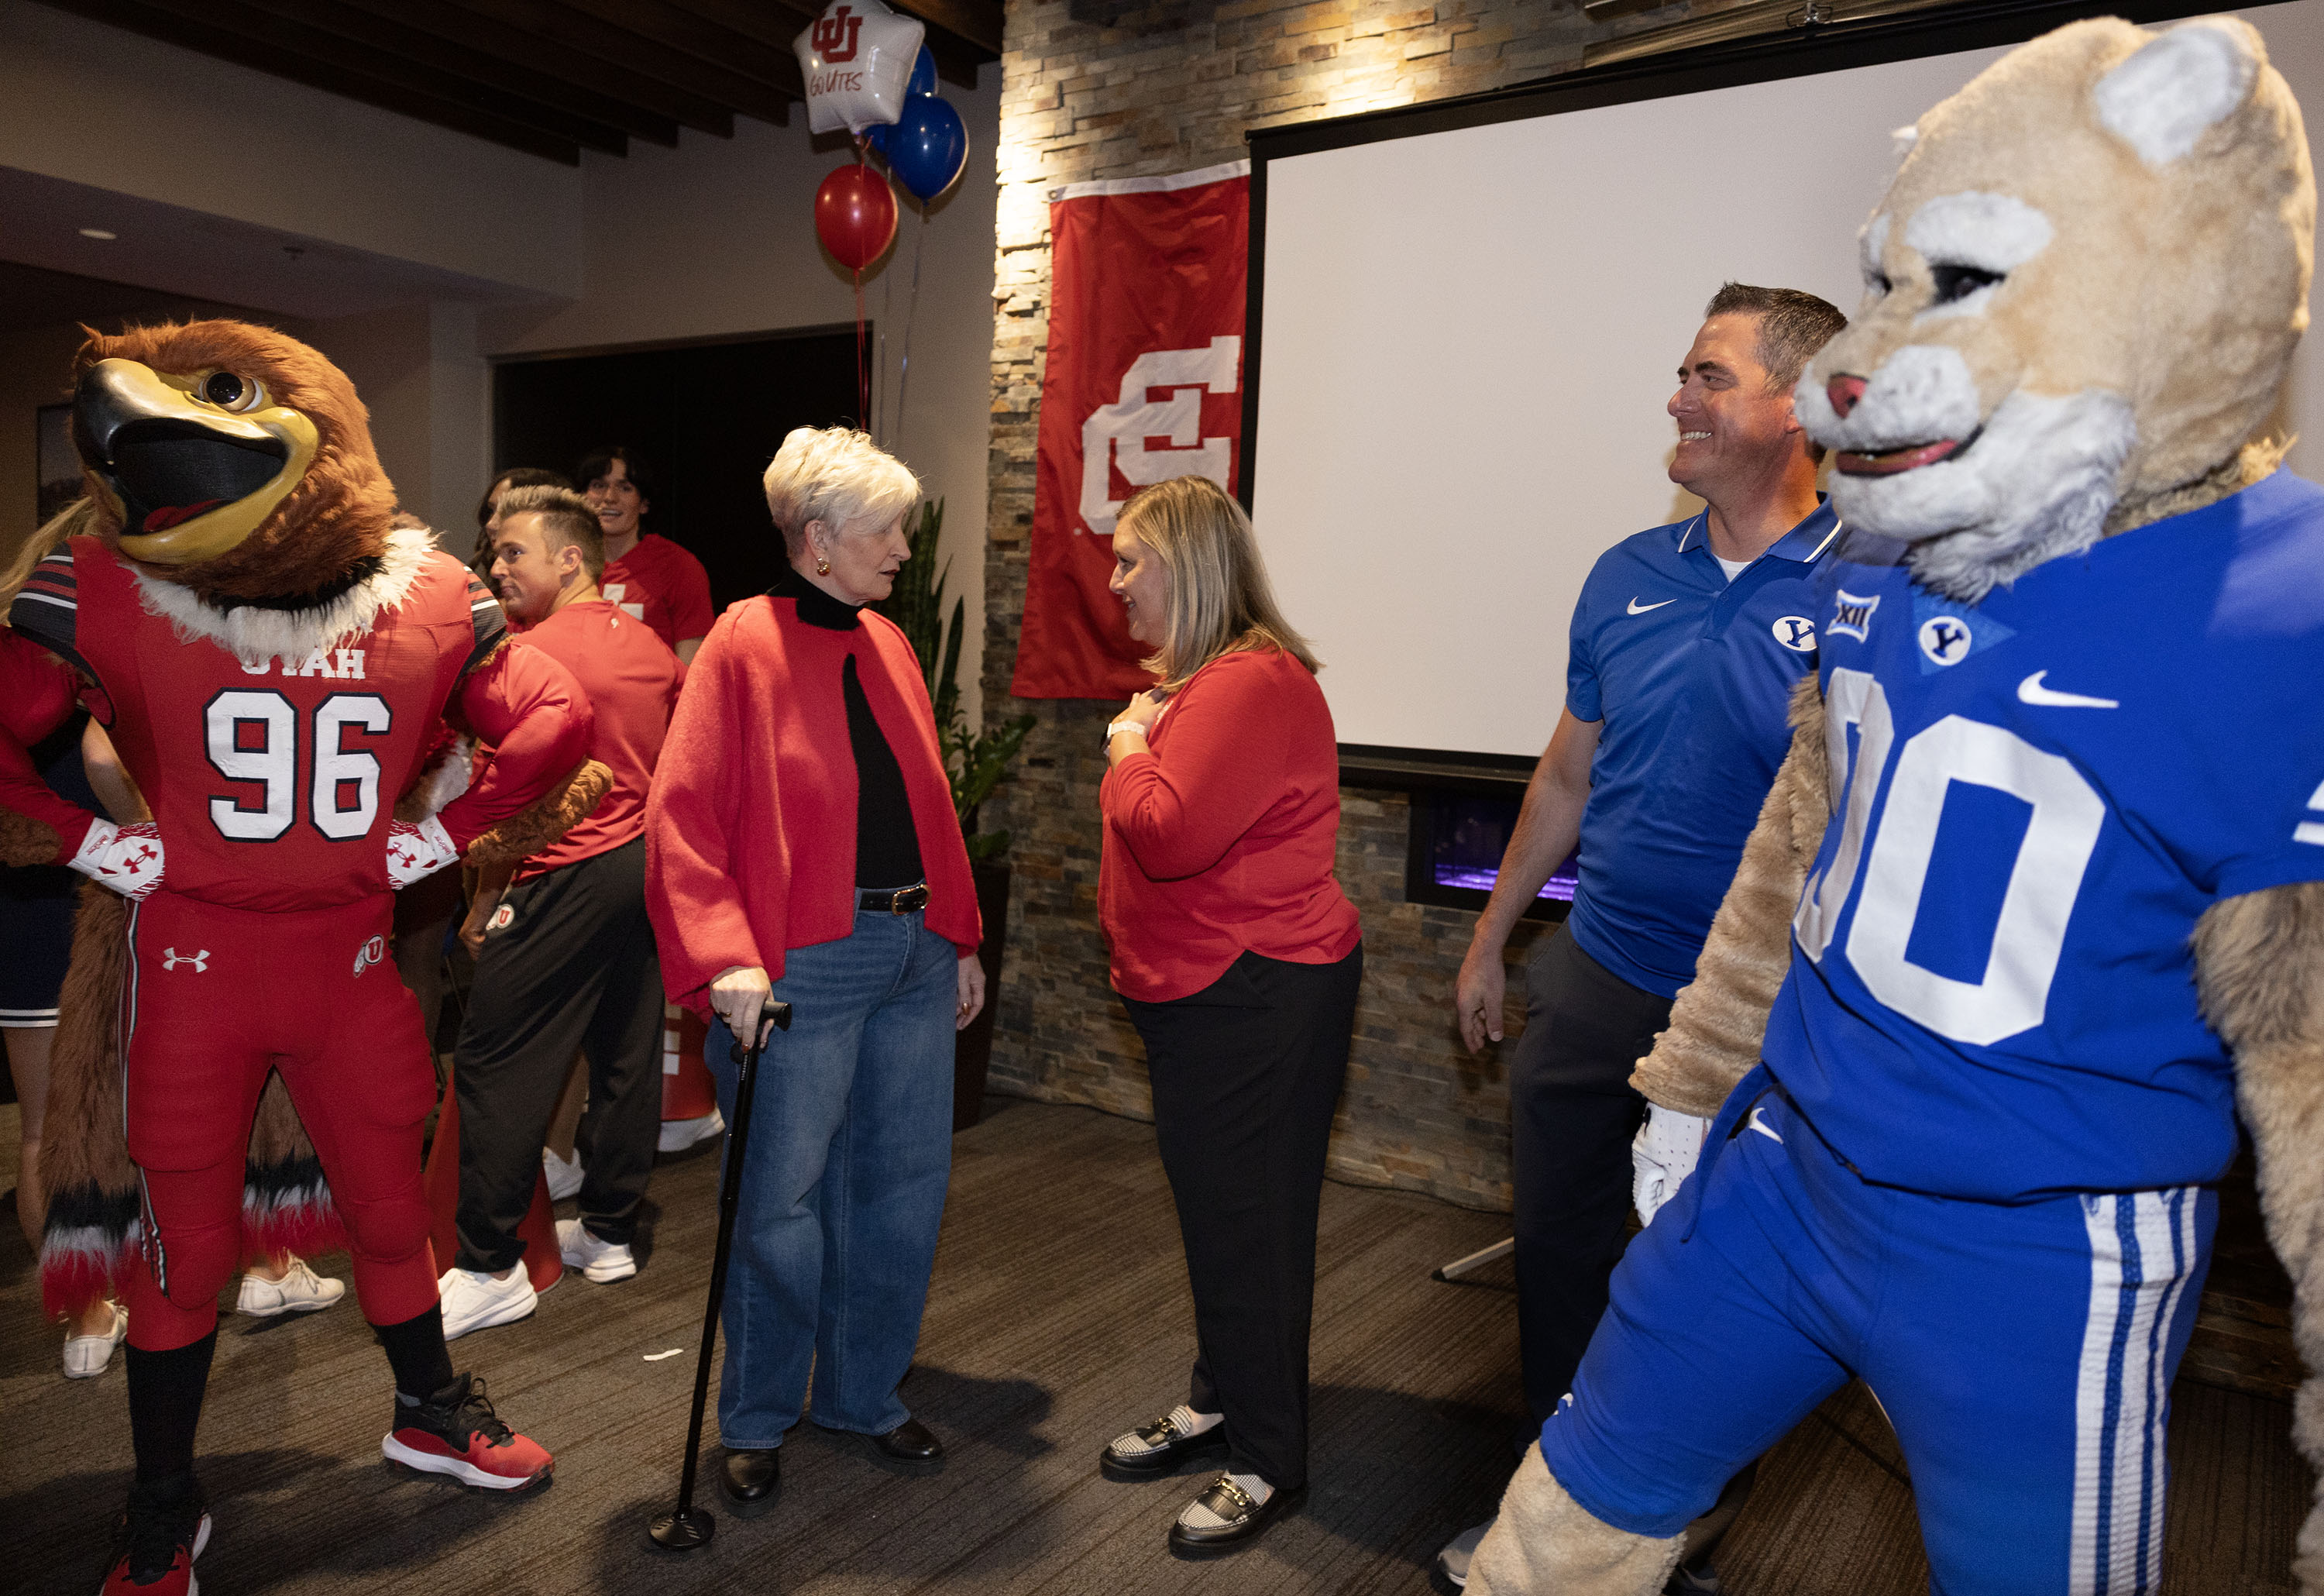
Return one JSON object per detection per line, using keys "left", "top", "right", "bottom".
{"left": 814, "top": 163, "right": 898, "bottom": 270}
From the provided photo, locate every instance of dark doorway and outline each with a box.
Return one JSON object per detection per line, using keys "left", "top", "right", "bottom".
{"left": 491, "top": 326, "right": 863, "bottom": 611}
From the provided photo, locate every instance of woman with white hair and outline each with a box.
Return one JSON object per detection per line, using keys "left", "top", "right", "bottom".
{"left": 1093, "top": 475, "right": 1363, "bottom": 1554}
{"left": 645, "top": 426, "right": 983, "bottom": 1519}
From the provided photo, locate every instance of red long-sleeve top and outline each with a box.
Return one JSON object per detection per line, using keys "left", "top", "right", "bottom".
{"left": 644, "top": 588, "right": 980, "bottom": 1019}
{"left": 1098, "top": 645, "right": 1361, "bottom": 1003}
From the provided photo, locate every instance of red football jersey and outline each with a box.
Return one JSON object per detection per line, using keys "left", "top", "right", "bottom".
{"left": 600, "top": 533, "right": 714, "bottom": 652}
{"left": 508, "top": 598, "right": 683, "bottom": 882}
{"left": 10, "top": 536, "right": 518, "bottom": 912}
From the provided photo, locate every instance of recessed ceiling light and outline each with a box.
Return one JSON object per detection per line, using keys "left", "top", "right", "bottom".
{"left": 79, "top": 228, "right": 117, "bottom": 240}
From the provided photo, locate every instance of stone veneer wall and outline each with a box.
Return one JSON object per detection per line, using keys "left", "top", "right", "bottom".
{"left": 977, "top": 0, "right": 1707, "bottom": 1209}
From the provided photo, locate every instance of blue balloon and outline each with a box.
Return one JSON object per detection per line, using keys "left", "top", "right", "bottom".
{"left": 907, "top": 45, "right": 937, "bottom": 99}
{"left": 886, "top": 94, "right": 968, "bottom": 205}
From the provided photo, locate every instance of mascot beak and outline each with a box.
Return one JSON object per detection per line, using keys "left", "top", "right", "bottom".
{"left": 75, "top": 357, "right": 320, "bottom": 566}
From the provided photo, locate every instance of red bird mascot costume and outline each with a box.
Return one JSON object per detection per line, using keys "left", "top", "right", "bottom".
{"left": 0, "top": 322, "right": 609, "bottom": 1595}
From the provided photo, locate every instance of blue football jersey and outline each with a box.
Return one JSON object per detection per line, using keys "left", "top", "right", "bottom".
{"left": 1761, "top": 470, "right": 2324, "bottom": 1201}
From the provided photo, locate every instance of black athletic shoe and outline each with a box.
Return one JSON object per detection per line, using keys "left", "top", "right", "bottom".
{"left": 101, "top": 1477, "right": 210, "bottom": 1594}
{"left": 381, "top": 1374, "right": 553, "bottom": 1492}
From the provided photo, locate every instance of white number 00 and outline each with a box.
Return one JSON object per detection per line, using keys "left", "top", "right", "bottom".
{"left": 1792, "top": 669, "right": 2105, "bottom": 1046}
{"left": 204, "top": 690, "right": 392, "bottom": 843}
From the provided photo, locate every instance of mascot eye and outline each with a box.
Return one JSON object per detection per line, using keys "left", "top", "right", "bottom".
{"left": 198, "top": 370, "right": 266, "bottom": 413}
{"left": 1866, "top": 270, "right": 1893, "bottom": 298}
{"left": 1929, "top": 264, "right": 2003, "bottom": 305}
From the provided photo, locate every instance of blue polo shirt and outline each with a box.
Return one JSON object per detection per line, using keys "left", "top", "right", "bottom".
{"left": 1564, "top": 500, "right": 1839, "bottom": 998}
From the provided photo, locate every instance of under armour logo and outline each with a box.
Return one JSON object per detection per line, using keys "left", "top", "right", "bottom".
{"left": 811, "top": 6, "right": 863, "bottom": 60}
{"left": 352, "top": 934, "right": 387, "bottom": 978}
{"left": 108, "top": 844, "right": 160, "bottom": 882}
{"left": 162, "top": 948, "right": 209, "bottom": 973}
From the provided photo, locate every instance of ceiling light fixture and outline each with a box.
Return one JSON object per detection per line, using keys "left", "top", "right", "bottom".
{"left": 78, "top": 227, "right": 117, "bottom": 240}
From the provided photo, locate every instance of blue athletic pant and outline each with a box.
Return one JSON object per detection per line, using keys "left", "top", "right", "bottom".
{"left": 1538, "top": 1066, "right": 2214, "bottom": 1596}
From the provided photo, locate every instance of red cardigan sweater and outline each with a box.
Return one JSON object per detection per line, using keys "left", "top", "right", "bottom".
{"left": 645, "top": 590, "right": 980, "bottom": 1017}
{"left": 1098, "top": 646, "right": 1361, "bottom": 1003}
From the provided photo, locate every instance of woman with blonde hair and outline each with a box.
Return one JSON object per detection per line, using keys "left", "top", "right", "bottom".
{"left": 1093, "top": 474, "right": 1363, "bottom": 1554}
{"left": 645, "top": 426, "right": 982, "bottom": 1519}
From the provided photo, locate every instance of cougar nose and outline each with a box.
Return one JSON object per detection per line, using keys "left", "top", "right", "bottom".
{"left": 1827, "top": 374, "right": 1868, "bottom": 419}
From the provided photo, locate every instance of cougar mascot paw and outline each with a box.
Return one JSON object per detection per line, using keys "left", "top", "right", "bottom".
{"left": 1479, "top": 18, "right": 2321, "bottom": 1595}
{"left": 0, "top": 321, "right": 609, "bottom": 1594}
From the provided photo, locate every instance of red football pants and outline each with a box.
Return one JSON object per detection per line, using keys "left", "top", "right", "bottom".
{"left": 121, "top": 891, "right": 442, "bottom": 1350}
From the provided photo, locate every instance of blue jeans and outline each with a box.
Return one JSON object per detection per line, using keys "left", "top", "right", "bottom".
{"left": 704, "top": 907, "right": 957, "bottom": 1447}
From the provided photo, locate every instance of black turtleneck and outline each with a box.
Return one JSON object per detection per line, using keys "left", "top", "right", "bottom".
{"left": 771, "top": 566, "right": 925, "bottom": 889}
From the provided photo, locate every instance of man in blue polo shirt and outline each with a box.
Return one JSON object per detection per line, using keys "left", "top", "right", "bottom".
{"left": 1441, "top": 283, "right": 1845, "bottom": 1591}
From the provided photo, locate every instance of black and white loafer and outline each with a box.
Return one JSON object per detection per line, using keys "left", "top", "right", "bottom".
{"left": 1099, "top": 1407, "right": 1231, "bottom": 1480}
{"left": 1167, "top": 1471, "right": 1302, "bottom": 1556}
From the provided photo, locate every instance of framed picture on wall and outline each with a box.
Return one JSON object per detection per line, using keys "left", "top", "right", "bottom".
{"left": 36, "top": 404, "right": 79, "bottom": 526}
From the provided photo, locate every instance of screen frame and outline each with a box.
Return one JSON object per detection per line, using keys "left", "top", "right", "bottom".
{"left": 1240, "top": 0, "right": 2211, "bottom": 782}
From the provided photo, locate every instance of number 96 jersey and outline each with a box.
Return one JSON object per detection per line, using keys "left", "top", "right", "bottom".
{"left": 13, "top": 533, "right": 504, "bottom": 913}
{"left": 1762, "top": 470, "right": 2324, "bottom": 1202}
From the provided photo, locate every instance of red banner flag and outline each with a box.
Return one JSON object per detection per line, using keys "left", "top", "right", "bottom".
{"left": 1012, "top": 160, "right": 1250, "bottom": 700}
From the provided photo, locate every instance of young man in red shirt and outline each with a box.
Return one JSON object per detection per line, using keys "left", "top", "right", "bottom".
{"left": 438, "top": 486, "right": 686, "bottom": 1338}
{"left": 580, "top": 448, "right": 714, "bottom": 665}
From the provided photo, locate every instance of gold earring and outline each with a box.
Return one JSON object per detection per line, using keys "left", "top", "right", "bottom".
{"left": 816, "top": 556, "right": 831, "bottom": 575}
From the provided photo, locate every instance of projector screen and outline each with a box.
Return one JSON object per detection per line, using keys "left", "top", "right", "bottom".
{"left": 1247, "top": 2, "right": 2324, "bottom": 763}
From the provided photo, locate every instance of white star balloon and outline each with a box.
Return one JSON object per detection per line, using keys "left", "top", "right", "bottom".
{"left": 795, "top": 0, "right": 927, "bottom": 136}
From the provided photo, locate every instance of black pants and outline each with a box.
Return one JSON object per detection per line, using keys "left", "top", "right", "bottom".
{"left": 453, "top": 837, "right": 664, "bottom": 1272}
{"left": 1122, "top": 944, "right": 1363, "bottom": 1492}
{"left": 1510, "top": 924, "right": 1674, "bottom": 1426}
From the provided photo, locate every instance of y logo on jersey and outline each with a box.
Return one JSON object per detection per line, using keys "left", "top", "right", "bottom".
{"left": 352, "top": 934, "right": 386, "bottom": 978}
{"left": 162, "top": 948, "right": 208, "bottom": 973}
{"left": 1911, "top": 594, "right": 2013, "bottom": 674}
{"left": 1829, "top": 590, "right": 1881, "bottom": 642}
{"left": 1771, "top": 616, "right": 1816, "bottom": 652}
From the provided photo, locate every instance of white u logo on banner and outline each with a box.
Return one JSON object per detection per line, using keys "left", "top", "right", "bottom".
{"left": 1078, "top": 335, "right": 1241, "bottom": 537}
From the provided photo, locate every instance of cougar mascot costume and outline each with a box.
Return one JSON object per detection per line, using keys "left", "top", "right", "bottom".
{"left": 1473, "top": 17, "right": 2324, "bottom": 1596}
{"left": 0, "top": 322, "right": 608, "bottom": 1595}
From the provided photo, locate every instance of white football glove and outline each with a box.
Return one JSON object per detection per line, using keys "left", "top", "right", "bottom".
{"left": 384, "top": 815, "right": 459, "bottom": 888}
{"left": 1631, "top": 1104, "right": 1712, "bottom": 1228}
{"left": 70, "top": 817, "right": 166, "bottom": 900}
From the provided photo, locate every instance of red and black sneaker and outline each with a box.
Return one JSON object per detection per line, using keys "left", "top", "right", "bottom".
{"left": 380, "top": 1373, "right": 552, "bottom": 1493}
{"left": 99, "top": 1478, "right": 210, "bottom": 1594}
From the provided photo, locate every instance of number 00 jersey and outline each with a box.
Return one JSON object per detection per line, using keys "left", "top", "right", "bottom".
{"left": 1762, "top": 470, "right": 2324, "bottom": 1202}
{"left": 10, "top": 534, "right": 504, "bottom": 913}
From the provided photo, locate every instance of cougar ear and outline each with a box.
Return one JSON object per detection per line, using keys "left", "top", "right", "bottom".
{"left": 2092, "top": 19, "right": 2260, "bottom": 167}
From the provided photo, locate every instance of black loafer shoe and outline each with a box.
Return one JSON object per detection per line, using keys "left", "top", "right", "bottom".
{"left": 1100, "top": 1412, "right": 1232, "bottom": 1480}
{"left": 719, "top": 1447, "right": 780, "bottom": 1518}
{"left": 1167, "top": 1474, "right": 1305, "bottom": 1556}
{"left": 870, "top": 1418, "right": 944, "bottom": 1469}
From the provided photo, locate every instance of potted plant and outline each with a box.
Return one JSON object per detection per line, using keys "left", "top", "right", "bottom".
{"left": 875, "top": 499, "right": 1034, "bottom": 1127}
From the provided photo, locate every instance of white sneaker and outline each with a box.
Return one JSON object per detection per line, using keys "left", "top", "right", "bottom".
{"left": 542, "top": 1146, "right": 585, "bottom": 1201}
{"left": 236, "top": 1257, "right": 347, "bottom": 1317}
{"left": 62, "top": 1302, "right": 129, "bottom": 1379}
{"left": 557, "top": 1218, "right": 638, "bottom": 1283}
{"left": 658, "top": 1109, "right": 724, "bottom": 1154}
{"left": 1436, "top": 1517, "right": 1492, "bottom": 1587}
{"left": 437, "top": 1264, "right": 538, "bottom": 1341}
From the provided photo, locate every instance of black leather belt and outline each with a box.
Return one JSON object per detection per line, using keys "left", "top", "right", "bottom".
{"left": 859, "top": 882, "right": 930, "bottom": 914}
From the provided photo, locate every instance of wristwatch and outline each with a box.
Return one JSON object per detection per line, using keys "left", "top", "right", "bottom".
{"left": 1105, "top": 719, "right": 1147, "bottom": 744}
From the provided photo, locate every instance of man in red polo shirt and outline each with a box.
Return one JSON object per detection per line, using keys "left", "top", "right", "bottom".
{"left": 580, "top": 447, "right": 714, "bottom": 665}
{"left": 437, "top": 485, "right": 686, "bottom": 1339}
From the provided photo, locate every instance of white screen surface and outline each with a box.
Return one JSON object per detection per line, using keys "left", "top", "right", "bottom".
{"left": 1250, "top": 4, "right": 2324, "bottom": 758}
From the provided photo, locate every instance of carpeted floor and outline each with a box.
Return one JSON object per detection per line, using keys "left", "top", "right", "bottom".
{"left": 0, "top": 1096, "right": 2307, "bottom": 1593}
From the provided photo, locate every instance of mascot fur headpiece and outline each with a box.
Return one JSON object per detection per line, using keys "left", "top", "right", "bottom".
{"left": 6, "top": 319, "right": 607, "bottom": 1313}
{"left": 1475, "top": 17, "right": 2324, "bottom": 1594}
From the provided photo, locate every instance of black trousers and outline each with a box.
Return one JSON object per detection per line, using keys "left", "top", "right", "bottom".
{"left": 1510, "top": 923, "right": 1674, "bottom": 1426}
{"left": 453, "top": 837, "right": 664, "bottom": 1272}
{"left": 1122, "top": 944, "right": 1363, "bottom": 1492}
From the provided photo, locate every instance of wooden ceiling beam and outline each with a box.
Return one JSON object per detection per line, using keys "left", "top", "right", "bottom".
{"left": 534, "top": 0, "right": 806, "bottom": 111}
{"left": 668, "top": 0, "right": 988, "bottom": 97}
{"left": 449, "top": 0, "right": 794, "bottom": 126}
{"left": 29, "top": 0, "right": 583, "bottom": 163}
{"left": 889, "top": 0, "right": 1002, "bottom": 60}
{"left": 250, "top": 0, "right": 684, "bottom": 147}
{"left": 335, "top": 0, "right": 733, "bottom": 138}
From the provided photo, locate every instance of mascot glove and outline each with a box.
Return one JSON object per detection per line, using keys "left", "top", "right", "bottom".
{"left": 385, "top": 814, "right": 460, "bottom": 889}
{"left": 1631, "top": 1104, "right": 1711, "bottom": 1228}
{"left": 70, "top": 817, "right": 166, "bottom": 900}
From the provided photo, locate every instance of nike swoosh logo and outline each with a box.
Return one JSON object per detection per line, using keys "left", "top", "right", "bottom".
{"left": 2017, "top": 671, "right": 2119, "bottom": 709}
{"left": 1746, "top": 1106, "right": 1783, "bottom": 1144}
{"left": 1627, "top": 597, "right": 1676, "bottom": 615}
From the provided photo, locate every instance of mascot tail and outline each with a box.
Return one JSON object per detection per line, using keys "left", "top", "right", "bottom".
{"left": 38, "top": 881, "right": 348, "bottom": 1319}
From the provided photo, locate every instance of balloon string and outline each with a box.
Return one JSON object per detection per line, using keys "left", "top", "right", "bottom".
{"left": 896, "top": 206, "right": 925, "bottom": 456}
{"left": 854, "top": 266, "right": 870, "bottom": 433}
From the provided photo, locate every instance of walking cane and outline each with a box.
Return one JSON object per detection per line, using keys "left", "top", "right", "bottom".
{"left": 649, "top": 995, "right": 792, "bottom": 1551}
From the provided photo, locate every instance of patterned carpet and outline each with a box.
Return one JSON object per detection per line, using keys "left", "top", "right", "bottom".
{"left": 0, "top": 1096, "right": 2306, "bottom": 1593}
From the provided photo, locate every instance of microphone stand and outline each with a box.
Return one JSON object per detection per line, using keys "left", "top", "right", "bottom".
{"left": 649, "top": 995, "right": 792, "bottom": 1551}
